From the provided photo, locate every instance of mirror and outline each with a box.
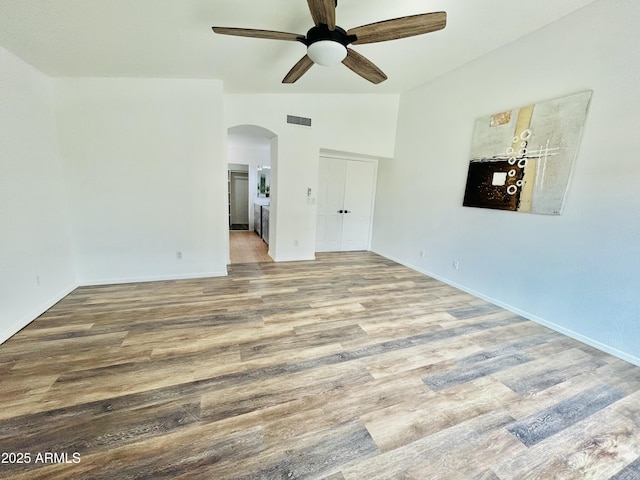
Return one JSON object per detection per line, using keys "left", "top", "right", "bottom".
{"left": 257, "top": 166, "right": 270, "bottom": 197}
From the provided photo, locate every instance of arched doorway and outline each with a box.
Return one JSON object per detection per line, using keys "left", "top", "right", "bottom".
{"left": 227, "top": 125, "right": 277, "bottom": 264}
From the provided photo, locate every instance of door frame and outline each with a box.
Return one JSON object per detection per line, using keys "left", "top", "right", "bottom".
{"left": 316, "top": 152, "right": 379, "bottom": 253}
{"left": 228, "top": 169, "right": 249, "bottom": 228}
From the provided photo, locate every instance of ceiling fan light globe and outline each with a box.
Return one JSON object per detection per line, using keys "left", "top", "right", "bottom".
{"left": 307, "top": 40, "right": 347, "bottom": 66}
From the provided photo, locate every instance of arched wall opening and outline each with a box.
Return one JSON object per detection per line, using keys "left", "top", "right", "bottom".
{"left": 227, "top": 125, "right": 278, "bottom": 262}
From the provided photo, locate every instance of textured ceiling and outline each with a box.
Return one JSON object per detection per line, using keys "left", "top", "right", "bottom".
{"left": 0, "top": 0, "right": 598, "bottom": 94}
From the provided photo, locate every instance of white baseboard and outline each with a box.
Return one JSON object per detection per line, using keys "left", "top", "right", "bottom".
{"left": 272, "top": 255, "right": 316, "bottom": 262}
{"left": 80, "top": 270, "right": 229, "bottom": 287}
{"left": 373, "top": 249, "right": 640, "bottom": 367}
{"left": 0, "top": 283, "right": 79, "bottom": 345}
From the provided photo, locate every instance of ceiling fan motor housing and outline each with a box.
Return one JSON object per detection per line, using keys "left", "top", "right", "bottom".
{"left": 302, "top": 24, "right": 357, "bottom": 47}
{"left": 302, "top": 25, "right": 357, "bottom": 66}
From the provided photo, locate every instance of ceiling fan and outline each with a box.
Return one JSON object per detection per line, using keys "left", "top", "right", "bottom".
{"left": 212, "top": 0, "right": 446, "bottom": 84}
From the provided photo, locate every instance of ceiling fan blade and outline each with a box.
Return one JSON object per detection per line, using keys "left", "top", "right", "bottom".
{"left": 212, "top": 27, "right": 303, "bottom": 42}
{"left": 283, "top": 55, "right": 315, "bottom": 83}
{"left": 348, "top": 11, "right": 446, "bottom": 45}
{"left": 342, "top": 48, "right": 387, "bottom": 84}
{"left": 306, "top": 0, "right": 336, "bottom": 30}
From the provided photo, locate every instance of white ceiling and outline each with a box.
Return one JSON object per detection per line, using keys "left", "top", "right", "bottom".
{"left": 0, "top": 0, "right": 597, "bottom": 94}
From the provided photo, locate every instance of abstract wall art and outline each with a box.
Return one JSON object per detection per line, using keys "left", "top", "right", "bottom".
{"left": 463, "top": 91, "right": 592, "bottom": 215}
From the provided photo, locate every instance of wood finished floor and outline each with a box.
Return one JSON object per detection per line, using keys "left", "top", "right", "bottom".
{"left": 1, "top": 252, "right": 639, "bottom": 479}
{"left": 229, "top": 230, "right": 272, "bottom": 264}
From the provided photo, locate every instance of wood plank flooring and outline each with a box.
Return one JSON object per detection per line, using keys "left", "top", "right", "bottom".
{"left": 229, "top": 230, "right": 272, "bottom": 264}
{"left": 1, "top": 252, "right": 639, "bottom": 479}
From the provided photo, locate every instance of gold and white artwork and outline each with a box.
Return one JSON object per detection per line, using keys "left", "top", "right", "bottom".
{"left": 463, "top": 91, "right": 592, "bottom": 215}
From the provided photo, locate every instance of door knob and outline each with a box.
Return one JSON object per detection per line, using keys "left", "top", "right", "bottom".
{"left": 338, "top": 209, "right": 344, "bottom": 213}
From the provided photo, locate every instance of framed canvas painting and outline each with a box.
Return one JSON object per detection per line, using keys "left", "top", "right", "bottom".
{"left": 463, "top": 91, "right": 592, "bottom": 215}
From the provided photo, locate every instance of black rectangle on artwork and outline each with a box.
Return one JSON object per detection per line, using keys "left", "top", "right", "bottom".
{"left": 462, "top": 160, "right": 523, "bottom": 211}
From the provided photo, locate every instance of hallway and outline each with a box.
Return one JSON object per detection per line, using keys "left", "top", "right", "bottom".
{"left": 229, "top": 230, "right": 272, "bottom": 264}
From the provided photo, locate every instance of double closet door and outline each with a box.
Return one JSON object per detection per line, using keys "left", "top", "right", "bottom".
{"left": 316, "top": 156, "right": 377, "bottom": 252}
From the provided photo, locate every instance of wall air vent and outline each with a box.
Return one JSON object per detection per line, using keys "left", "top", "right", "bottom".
{"left": 286, "top": 115, "right": 312, "bottom": 127}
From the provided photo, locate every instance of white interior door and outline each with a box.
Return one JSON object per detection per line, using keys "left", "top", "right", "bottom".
{"left": 341, "top": 160, "right": 376, "bottom": 251}
{"left": 316, "top": 157, "right": 346, "bottom": 252}
{"left": 230, "top": 173, "right": 249, "bottom": 225}
{"left": 316, "top": 156, "right": 376, "bottom": 252}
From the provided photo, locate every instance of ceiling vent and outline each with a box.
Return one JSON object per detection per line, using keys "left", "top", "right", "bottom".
{"left": 287, "top": 115, "right": 312, "bottom": 127}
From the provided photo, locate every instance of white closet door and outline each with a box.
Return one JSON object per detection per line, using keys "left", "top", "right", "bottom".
{"left": 315, "top": 156, "right": 376, "bottom": 252}
{"left": 230, "top": 174, "right": 249, "bottom": 225}
{"left": 341, "top": 160, "right": 376, "bottom": 251}
{"left": 316, "top": 157, "right": 347, "bottom": 252}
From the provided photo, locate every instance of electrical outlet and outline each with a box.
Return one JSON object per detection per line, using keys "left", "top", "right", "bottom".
{"left": 419, "top": 250, "right": 425, "bottom": 258}
{"left": 452, "top": 260, "right": 459, "bottom": 270}
{"left": 176, "top": 251, "right": 183, "bottom": 260}
{"left": 294, "top": 240, "right": 299, "bottom": 247}
{"left": 36, "top": 275, "right": 40, "bottom": 285}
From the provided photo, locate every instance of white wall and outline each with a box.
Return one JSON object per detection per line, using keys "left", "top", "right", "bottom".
{"left": 224, "top": 94, "right": 399, "bottom": 261}
{"left": 372, "top": 0, "right": 640, "bottom": 364}
{"left": 225, "top": 94, "right": 399, "bottom": 159}
{"left": 54, "top": 78, "right": 228, "bottom": 284}
{"left": 0, "top": 47, "right": 77, "bottom": 343}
